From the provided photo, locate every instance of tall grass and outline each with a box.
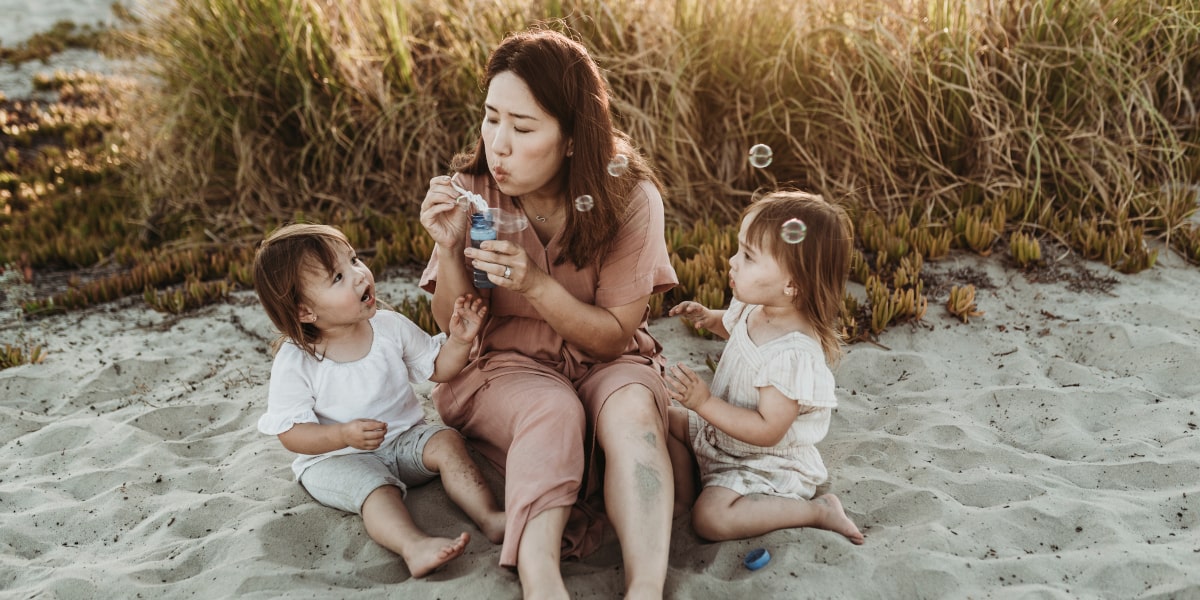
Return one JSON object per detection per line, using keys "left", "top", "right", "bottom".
{"left": 128, "top": 0, "right": 525, "bottom": 240}
{"left": 6, "top": 0, "right": 1197, "bottom": 324}
{"left": 124, "top": 0, "right": 1199, "bottom": 272}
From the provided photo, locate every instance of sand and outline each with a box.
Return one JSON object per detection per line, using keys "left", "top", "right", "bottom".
{"left": 1, "top": 249, "right": 1198, "bottom": 599}
{"left": 0, "top": 0, "right": 129, "bottom": 100}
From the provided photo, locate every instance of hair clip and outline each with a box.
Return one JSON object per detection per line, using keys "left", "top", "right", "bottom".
{"left": 780, "top": 218, "right": 807, "bottom": 244}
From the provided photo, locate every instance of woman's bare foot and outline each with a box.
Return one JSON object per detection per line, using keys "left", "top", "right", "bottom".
{"left": 812, "top": 494, "right": 865, "bottom": 544}
{"left": 403, "top": 532, "right": 470, "bottom": 578}
{"left": 479, "top": 511, "right": 506, "bottom": 545}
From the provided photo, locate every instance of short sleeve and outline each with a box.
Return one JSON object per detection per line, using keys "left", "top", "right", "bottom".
{"left": 722, "top": 297, "right": 750, "bottom": 332}
{"left": 594, "top": 181, "right": 678, "bottom": 307}
{"left": 376, "top": 310, "right": 446, "bottom": 384}
{"left": 257, "top": 343, "right": 320, "bottom": 435}
{"left": 753, "top": 346, "right": 838, "bottom": 408}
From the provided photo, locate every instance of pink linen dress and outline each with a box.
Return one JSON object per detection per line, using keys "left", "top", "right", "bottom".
{"left": 419, "top": 172, "right": 677, "bottom": 567}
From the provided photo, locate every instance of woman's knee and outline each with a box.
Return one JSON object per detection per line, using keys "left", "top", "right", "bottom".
{"left": 506, "top": 400, "right": 586, "bottom": 470}
{"left": 597, "top": 385, "right": 665, "bottom": 442}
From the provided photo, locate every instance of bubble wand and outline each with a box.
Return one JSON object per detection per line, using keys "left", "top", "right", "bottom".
{"left": 449, "top": 178, "right": 490, "bottom": 213}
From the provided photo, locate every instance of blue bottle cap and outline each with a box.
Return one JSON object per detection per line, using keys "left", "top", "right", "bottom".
{"left": 743, "top": 548, "right": 770, "bottom": 571}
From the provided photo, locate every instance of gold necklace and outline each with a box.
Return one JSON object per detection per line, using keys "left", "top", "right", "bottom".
{"left": 521, "top": 199, "right": 558, "bottom": 223}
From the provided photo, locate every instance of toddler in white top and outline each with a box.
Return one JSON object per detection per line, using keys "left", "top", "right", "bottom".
{"left": 253, "top": 223, "right": 505, "bottom": 578}
{"left": 665, "top": 191, "right": 865, "bottom": 545}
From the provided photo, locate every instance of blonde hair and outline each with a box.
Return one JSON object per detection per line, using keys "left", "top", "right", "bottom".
{"left": 252, "top": 223, "right": 352, "bottom": 359}
{"left": 742, "top": 191, "right": 854, "bottom": 363}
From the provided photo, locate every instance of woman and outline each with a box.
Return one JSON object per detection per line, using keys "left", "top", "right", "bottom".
{"left": 418, "top": 28, "right": 677, "bottom": 599}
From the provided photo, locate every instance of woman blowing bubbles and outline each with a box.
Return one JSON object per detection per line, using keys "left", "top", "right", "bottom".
{"left": 418, "top": 27, "right": 678, "bottom": 599}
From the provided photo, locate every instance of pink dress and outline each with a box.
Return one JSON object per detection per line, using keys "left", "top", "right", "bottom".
{"left": 419, "top": 173, "right": 677, "bottom": 567}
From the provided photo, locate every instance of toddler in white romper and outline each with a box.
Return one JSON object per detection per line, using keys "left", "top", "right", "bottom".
{"left": 687, "top": 297, "right": 838, "bottom": 499}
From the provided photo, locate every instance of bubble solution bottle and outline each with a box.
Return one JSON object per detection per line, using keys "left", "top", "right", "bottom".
{"left": 470, "top": 211, "right": 498, "bottom": 288}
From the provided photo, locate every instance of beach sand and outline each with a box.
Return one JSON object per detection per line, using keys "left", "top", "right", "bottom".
{"left": 0, "top": 0, "right": 128, "bottom": 100}
{"left": 1, "top": 249, "right": 1198, "bottom": 599}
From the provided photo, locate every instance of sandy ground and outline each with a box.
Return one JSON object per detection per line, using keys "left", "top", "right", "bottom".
{"left": 0, "top": 0, "right": 129, "bottom": 99}
{"left": 1, "top": 249, "right": 1198, "bottom": 599}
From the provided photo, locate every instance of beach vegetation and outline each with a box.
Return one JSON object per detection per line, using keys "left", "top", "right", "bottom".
{"left": 0, "top": 0, "right": 1197, "bottom": 343}
{"left": 946, "top": 284, "right": 983, "bottom": 323}
{"left": 1009, "top": 231, "right": 1043, "bottom": 269}
{"left": 0, "top": 265, "right": 44, "bottom": 371}
{"left": 0, "top": 338, "right": 44, "bottom": 369}
{"left": 395, "top": 294, "right": 438, "bottom": 336}
{"left": 0, "top": 20, "right": 112, "bottom": 66}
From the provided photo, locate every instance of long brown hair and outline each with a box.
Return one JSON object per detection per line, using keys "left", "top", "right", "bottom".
{"left": 252, "top": 223, "right": 351, "bottom": 359}
{"left": 452, "top": 26, "right": 662, "bottom": 269}
{"left": 743, "top": 191, "right": 854, "bottom": 363}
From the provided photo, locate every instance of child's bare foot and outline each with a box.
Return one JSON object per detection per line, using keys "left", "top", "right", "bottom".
{"left": 812, "top": 494, "right": 865, "bottom": 544}
{"left": 403, "top": 532, "right": 470, "bottom": 578}
{"left": 479, "top": 511, "right": 506, "bottom": 545}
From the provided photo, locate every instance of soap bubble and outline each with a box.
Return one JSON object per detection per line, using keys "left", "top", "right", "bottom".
{"left": 607, "top": 154, "right": 629, "bottom": 177}
{"left": 780, "top": 218, "right": 807, "bottom": 244}
{"left": 748, "top": 144, "right": 773, "bottom": 169}
{"left": 495, "top": 209, "right": 529, "bottom": 233}
{"left": 574, "top": 195, "right": 595, "bottom": 212}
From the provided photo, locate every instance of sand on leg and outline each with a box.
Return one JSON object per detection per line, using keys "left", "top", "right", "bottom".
{"left": 691, "top": 485, "right": 864, "bottom": 544}
{"left": 423, "top": 429, "right": 507, "bottom": 544}
{"left": 359, "top": 485, "right": 470, "bottom": 578}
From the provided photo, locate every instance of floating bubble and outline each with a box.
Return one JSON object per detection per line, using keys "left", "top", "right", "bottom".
{"left": 748, "top": 144, "right": 773, "bottom": 169}
{"left": 607, "top": 154, "right": 629, "bottom": 177}
{"left": 495, "top": 209, "right": 529, "bottom": 233}
{"left": 780, "top": 218, "right": 807, "bottom": 244}
{"left": 574, "top": 195, "right": 595, "bottom": 212}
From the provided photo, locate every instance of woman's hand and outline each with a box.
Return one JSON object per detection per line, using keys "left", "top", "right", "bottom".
{"left": 464, "top": 239, "right": 544, "bottom": 293}
{"left": 447, "top": 293, "right": 488, "bottom": 344}
{"left": 419, "top": 175, "right": 469, "bottom": 248}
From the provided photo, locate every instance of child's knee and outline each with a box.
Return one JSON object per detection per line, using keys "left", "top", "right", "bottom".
{"left": 690, "top": 497, "right": 728, "bottom": 540}
{"left": 361, "top": 483, "right": 405, "bottom": 514}
{"left": 422, "top": 429, "right": 469, "bottom": 469}
{"left": 667, "top": 406, "right": 689, "bottom": 441}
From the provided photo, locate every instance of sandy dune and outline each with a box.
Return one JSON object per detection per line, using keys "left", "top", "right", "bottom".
{"left": 1, "top": 250, "right": 1197, "bottom": 598}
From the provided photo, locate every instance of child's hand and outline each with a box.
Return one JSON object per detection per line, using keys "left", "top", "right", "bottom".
{"left": 664, "top": 363, "right": 713, "bottom": 412}
{"left": 447, "top": 294, "right": 488, "bottom": 344}
{"left": 340, "top": 418, "right": 388, "bottom": 450}
{"left": 669, "top": 301, "right": 719, "bottom": 331}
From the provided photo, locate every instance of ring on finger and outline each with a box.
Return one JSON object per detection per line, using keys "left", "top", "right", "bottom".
{"left": 503, "top": 266, "right": 512, "bottom": 279}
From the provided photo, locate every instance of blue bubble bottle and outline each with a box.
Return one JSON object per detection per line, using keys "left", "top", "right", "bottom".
{"left": 470, "top": 212, "right": 497, "bottom": 288}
